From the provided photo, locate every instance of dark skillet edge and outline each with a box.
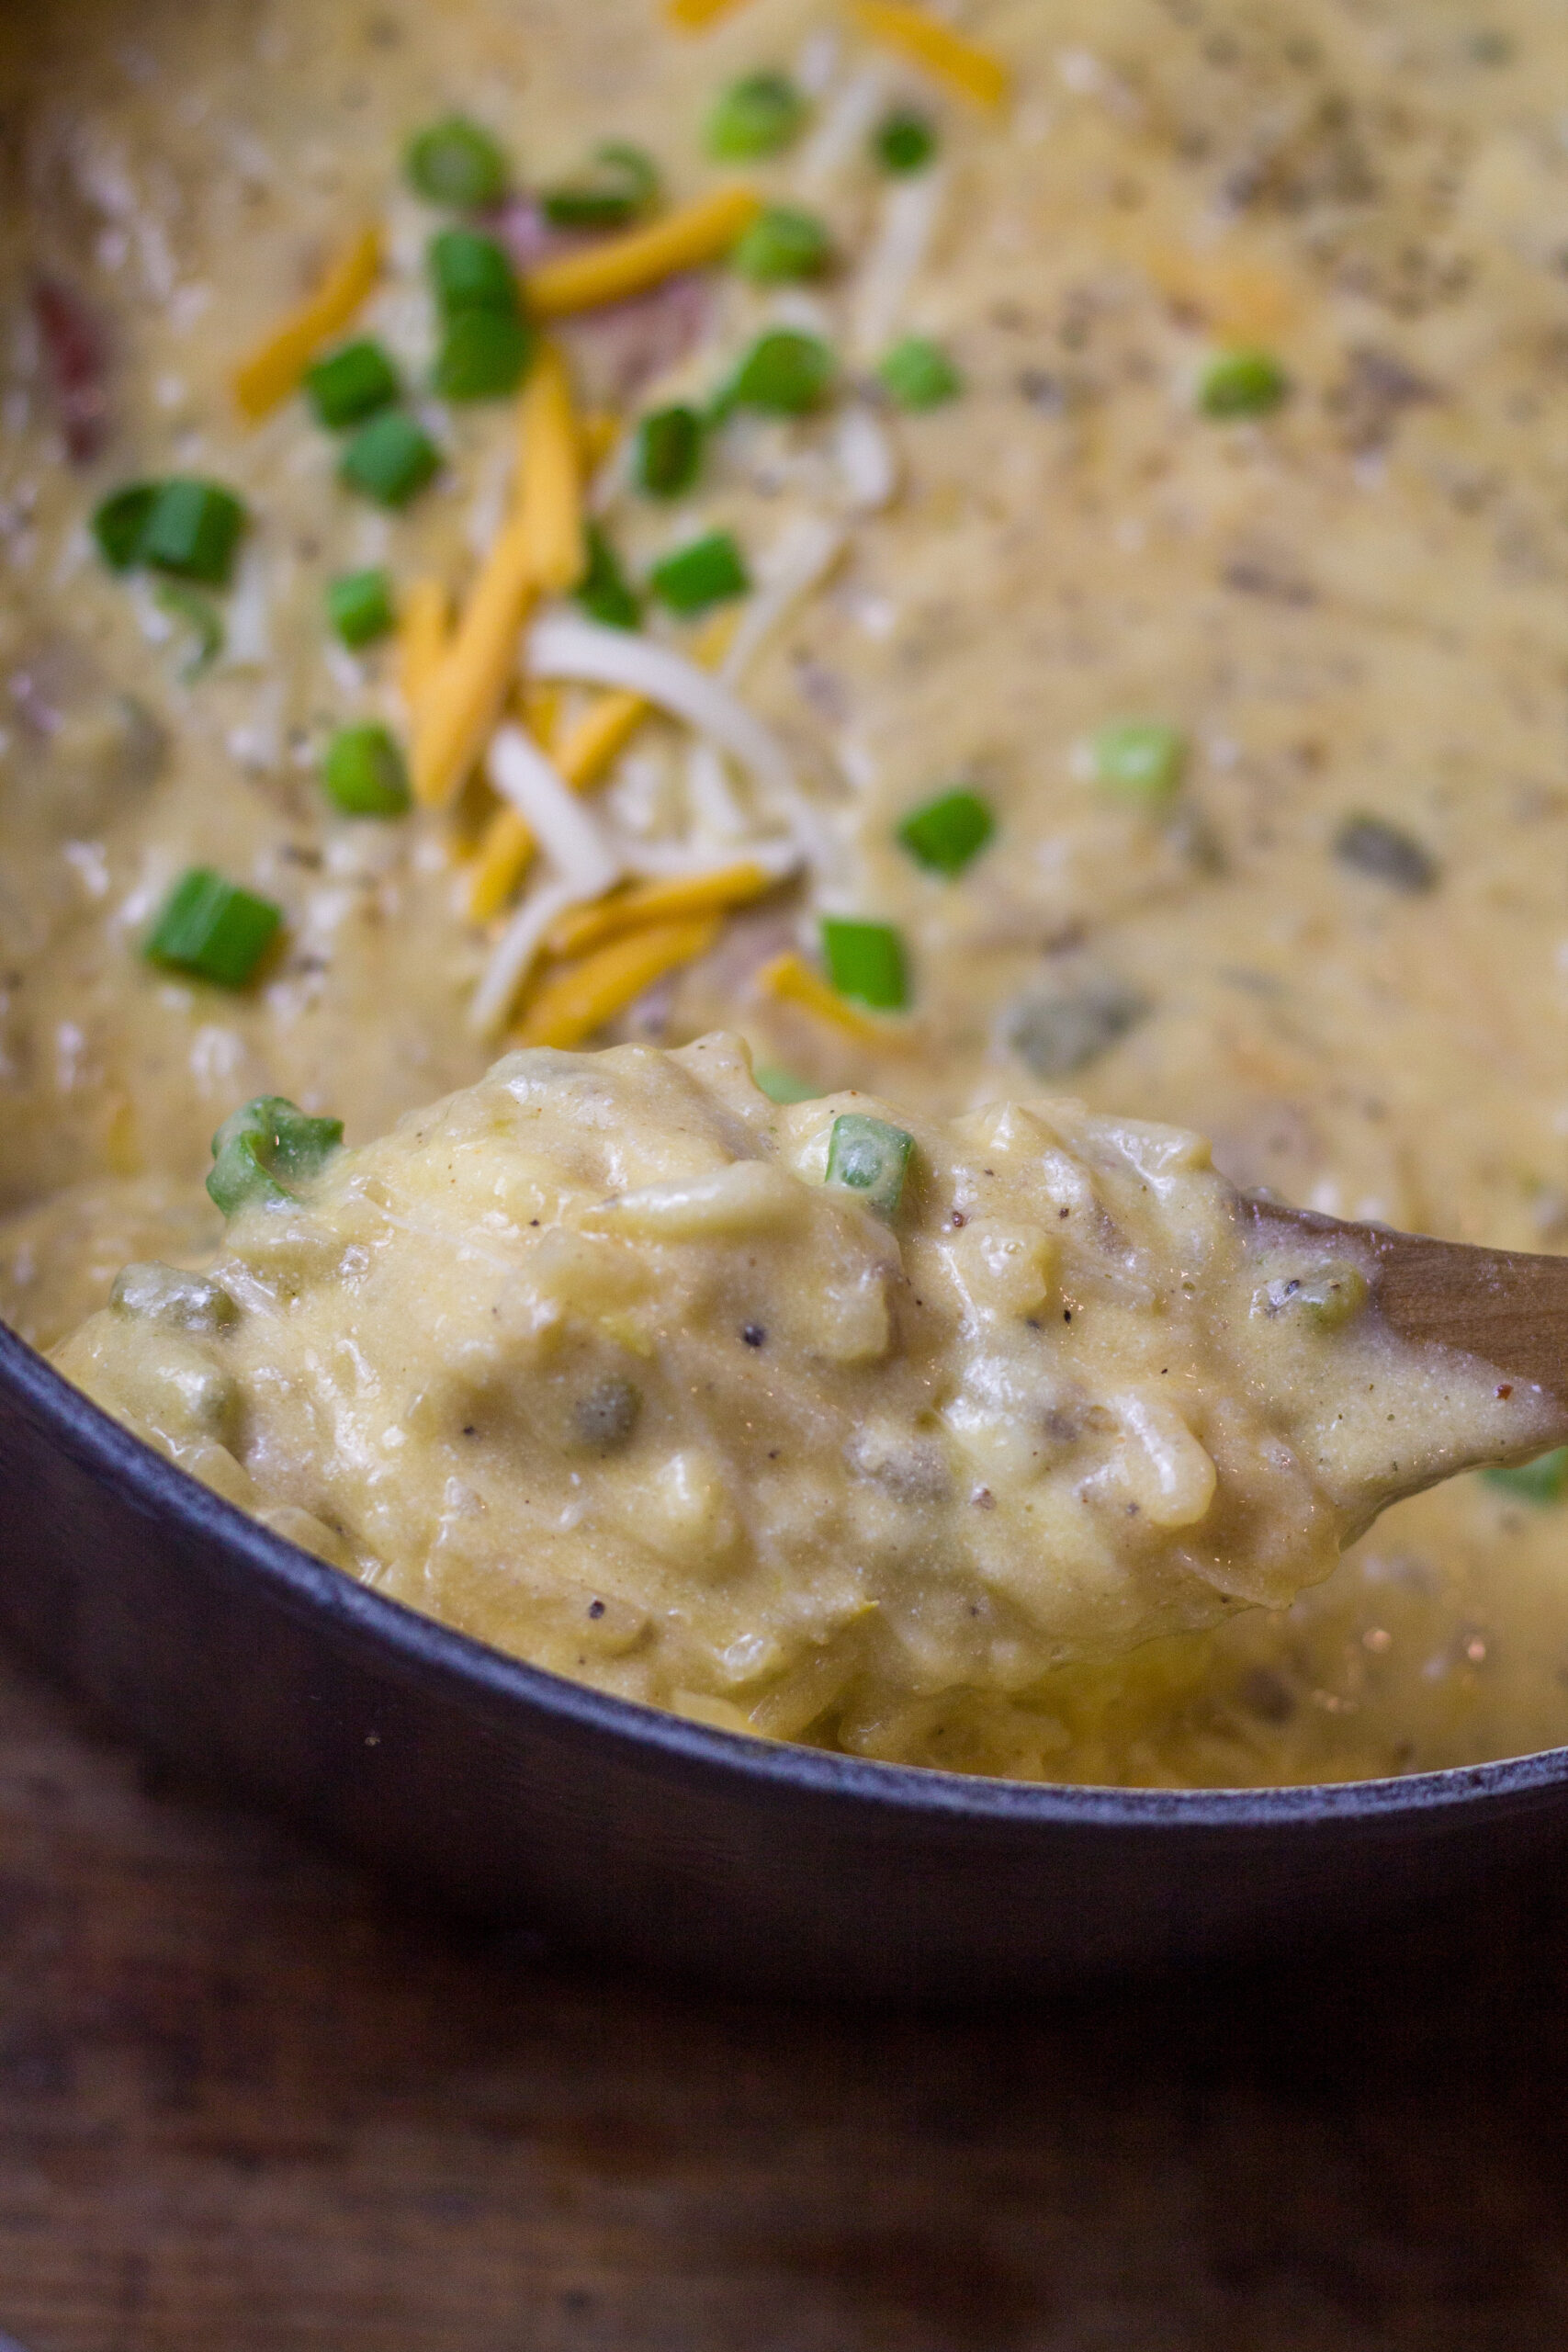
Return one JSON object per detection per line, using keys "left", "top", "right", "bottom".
{"left": 6, "top": 1316, "right": 1568, "bottom": 1836}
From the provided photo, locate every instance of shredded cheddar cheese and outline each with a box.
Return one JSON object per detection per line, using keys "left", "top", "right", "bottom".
{"left": 848, "top": 0, "right": 1010, "bottom": 109}
{"left": 232, "top": 225, "right": 383, "bottom": 423}
{"left": 397, "top": 579, "right": 452, "bottom": 712}
{"left": 516, "top": 917, "right": 721, "bottom": 1047}
{"left": 519, "top": 344, "right": 587, "bottom": 595}
{"left": 555, "top": 684, "right": 649, "bottom": 785}
{"left": 412, "top": 514, "right": 536, "bottom": 808}
{"left": 578, "top": 411, "right": 622, "bottom": 474}
{"left": 469, "top": 808, "right": 535, "bottom": 923}
{"left": 546, "top": 860, "right": 773, "bottom": 959}
{"left": 756, "top": 950, "right": 897, "bottom": 1042}
{"left": 665, "top": 0, "right": 752, "bottom": 27}
{"left": 525, "top": 187, "right": 762, "bottom": 317}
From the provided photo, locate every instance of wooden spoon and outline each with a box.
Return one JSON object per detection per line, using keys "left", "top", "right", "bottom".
{"left": 1247, "top": 1194, "right": 1568, "bottom": 1463}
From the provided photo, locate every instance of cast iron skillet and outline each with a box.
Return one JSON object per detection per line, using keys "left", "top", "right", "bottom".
{"left": 4, "top": 1315, "right": 1567, "bottom": 1999}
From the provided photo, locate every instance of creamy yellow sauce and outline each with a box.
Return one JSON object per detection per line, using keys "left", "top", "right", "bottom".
{"left": 2, "top": 0, "right": 1566, "bottom": 1782}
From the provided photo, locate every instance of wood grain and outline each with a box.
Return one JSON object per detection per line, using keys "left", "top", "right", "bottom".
{"left": 1249, "top": 1198, "right": 1568, "bottom": 1417}
{"left": 0, "top": 1639, "right": 1567, "bottom": 2348}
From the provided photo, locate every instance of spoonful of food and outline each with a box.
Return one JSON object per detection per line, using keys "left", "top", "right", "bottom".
{"left": 51, "top": 1038, "right": 1568, "bottom": 1748}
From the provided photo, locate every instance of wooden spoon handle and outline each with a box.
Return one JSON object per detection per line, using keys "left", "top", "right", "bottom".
{"left": 1247, "top": 1197, "right": 1568, "bottom": 1413}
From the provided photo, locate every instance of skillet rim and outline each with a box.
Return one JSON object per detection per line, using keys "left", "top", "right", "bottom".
{"left": 6, "top": 1314, "right": 1568, "bottom": 1829}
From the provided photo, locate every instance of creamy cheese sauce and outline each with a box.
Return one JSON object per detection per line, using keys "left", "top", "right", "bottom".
{"left": 2, "top": 0, "right": 1566, "bottom": 1781}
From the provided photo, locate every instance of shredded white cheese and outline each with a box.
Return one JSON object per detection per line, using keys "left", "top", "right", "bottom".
{"left": 834, "top": 404, "right": 899, "bottom": 514}
{"left": 720, "top": 515, "right": 847, "bottom": 688}
{"left": 795, "top": 66, "right": 886, "bottom": 191}
{"left": 468, "top": 876, "right": 581, "bottom": 1040}
{"left": 851, "top": 167, "right": 947, "bottom": 365}
{"left": 486, "top": 724, "right": 623, "bottom": 899}
{"left": 525, "top": 611, "right": 797, "bottom": 797}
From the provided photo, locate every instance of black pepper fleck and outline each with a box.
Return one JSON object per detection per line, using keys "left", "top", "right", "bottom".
{"left": 741, "top": 1324, "right": 766, "bottom": 1348}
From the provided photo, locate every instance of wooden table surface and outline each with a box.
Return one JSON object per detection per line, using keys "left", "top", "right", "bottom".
{"left": 1, "top": 1634, "right": 1566, "bottom": 2352}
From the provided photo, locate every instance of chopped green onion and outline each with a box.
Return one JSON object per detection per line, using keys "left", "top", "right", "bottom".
{"left": 1092, "top": 721, "right": 1188, "bottom": 802}
{"left": 322, "top": 723, "right": 412, "bottom": 817}
{"left": 1485, "top": 1447, "right": 1568, "bottom": 1505}
{"left": 1332, "top": 814, "right": 1438, "bottom": 894}
{"left": 731, "top": 206, "right": 832, "bottom": 283}
{"left": 826, "top": 1113, "right": 915, "bottom": 1218}
{"left": 636, "top": 404, "right": 704, "bottom": 498}
{"left": 153, "top": 582, "right": 224, "bottom": 681}
{"left": 897, "top": 787, "right": 995, "bottom": 876}
{"left": 207, "top": 1096, "right": 344, "bottom": 1218}
{"left": 326, "top": 568, "right": 396, "bottom": 649}
{"left": 140, "top": 480, "right": 247, "bottom": 588}
{"left": 878, "top": 335, "right": 962, "bottom": 411}
{"left": 1198, "top": 347, "right": 1289, "bottom": 420}
{"left": 576, "top": 524, "right": 641, "bottom": 629}
{"left": 821, "top": 916, "right": 908, "bottom": 1012}
{"left": 144, "top": 867, "right": 282, "bottom": 989}
{"left": 110, "top": 1261, "right": 239, "bottom": 1333}
{"left": 429, "top": 228, "right": 520, "bottom": 317}
{"left": 873, "top": 109, "right": 937, "bottom": 174}
{"left": 705, "top": 72, "right": 807, "bottom": 162}
{"left": 649, "top": 529, "right": 750, "bottom": 616}
{"left": 754, "top": 1064, "right": 819, "bottom": 1105}
{"left": 92, "top": 482, "right": 159, "bottom": 571}
{"left": 339, "top": 412, "right": 440, "bottom": 507}
{"left": 1007, "top": 975, "right": 1147, "bottom": 1079}
{"left": 406, "top": 116, "right": 509, "bottom": 210}
{"left": 434, "top": 310, "right": 532, "bottom": 401}
{"left": 1264, "top": 1264, "right": 1369, "bottom": 1330}
{"left": 304, "top": 338, "right": 400, "bottom": 430}
{"left": 542, "top": 141, "right": 660, "bottom": 229}
{"left": 720, "top": 329, "right": 836, "bottom": 418}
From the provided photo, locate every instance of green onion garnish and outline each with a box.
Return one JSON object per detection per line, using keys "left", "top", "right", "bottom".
{"left": 873, "top": 110, "right": 937, "bottom": 174}
{"left": 326, "top": 568, "right": 396, "bottom": 649}
{"left": 92, "top": 482, "right": 160, "bottom": 571}
{"left": 649, "top": 529, "right": 750, "bottom": 616}
{"left": 732, "top": 206, "right": 832, "bottom": 283}
{"left": 406, "top": 117, "right": 509, "bottom": 210}
{"left": 153, "top": 582, "right": 224, "bottom": 681}
{"left": 1198, "top": 348, "right": 1288, "bottom": 419}
{"left": 305, "top": 338, "right": 400, "bottom": 430}
{"left": 139, "top": 480, "right": 248, "bottom": 588}
{"left": 542, "top": 141, "right": 660, "bottom": 230}
{"left": 1092, "top": 721, "right": 1187, "bottom": 802}
{"left": 207, "top": 1096, "right": 344, "bottom": 1218}
{"left": 429, "top": 228, "right": 520, "bottom": 317}
{"left": 720, "top": 329, "right": 836, "bottom": 417}
{"left": 705, "top": 72, "right": 807, "bottom": 161}
{"left": 576, "top": 524, "right": 641, "bottom": 629}
{"left": 636, "top": 404, "right": 704, "bottom": 498}
{"left": 1484, "top": 1447, "right": 1568, "bottom": 1505}
{"left": 754, "top": 1064, "right": 819, "bottom": 1105}
{"left": 434, "top": 310, "right": 532, "bottom": 401}
{"left": 826, "top": 1113, "right": 915, "bottom": 1219}
{"left": 339, "top": 412, "right": 440, "bottom": 507}
{"left": 322, "top": 723, "right": 412, "bottom": 817}
{"left": 878, "top": 335, "right": 962, "bottom": 411}
{"left": 821, "top": 917, "right": 908, "bottom": 1012}
{"left": 897, "top": 787, "right": 995, "bottom": 876}
{"left": 144, "top": 867, "right": 282, "bottom": 989}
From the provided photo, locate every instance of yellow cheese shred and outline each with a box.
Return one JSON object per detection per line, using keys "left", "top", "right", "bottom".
{"left": 231, "top": 225, "right": 383, "bottom": 423}
{"left": 848, "top": 0, "right": 1010, "bottom": 109}
{"left": 516, "top": 917, "right": 721, "bottom": 1048}
{"left": 397, "top": 579, "right": 452, "bottom": 712}
{"left": 578, "top": 410, "right": 622, "bottom": 474}
{"left": 755, "top": 951, "right": 896, "bottom": 1042}
{"left": 412, "top": 514, "right": 536, "bottom": 808}
{"left": 666, "top": 0, "right": 752, "bottom": 27}
{"left": 546, "top": 860, "right": 773, "bottom": 959}
{"left": 525, "top": 187, "right": 762, "bottom": 317}
{"left": 468, "top": 686, "right": 650, "bottom": 922}
{"left": 519, "top": 343, "right": 587, "bottom": 595}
